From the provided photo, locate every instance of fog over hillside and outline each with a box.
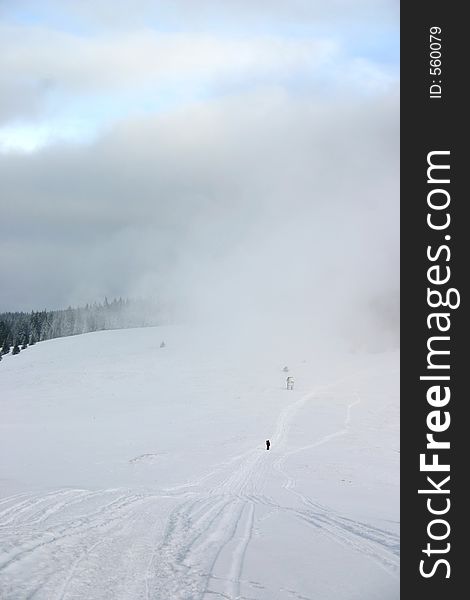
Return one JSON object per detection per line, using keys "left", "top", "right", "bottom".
{"left": 1, "top": 93, "right": 398, "bottom": 349}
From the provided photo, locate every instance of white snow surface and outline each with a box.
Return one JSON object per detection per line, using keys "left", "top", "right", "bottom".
{"left": 0, "top": 326, "right": 399, "bottom": 599}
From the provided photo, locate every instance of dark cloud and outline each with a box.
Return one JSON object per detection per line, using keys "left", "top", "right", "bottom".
{"left": 0, "top": 79, "right": 48, "bottom": 125}
{"left": 1, "top": 89, "right": 398, "bottom": 348}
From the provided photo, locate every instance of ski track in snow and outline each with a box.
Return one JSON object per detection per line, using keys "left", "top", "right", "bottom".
{"left": 273, "top": 391, "right": 400, "bottom": 577}
{"left": 0, "top": 386, "right": 398, "bottom": 599}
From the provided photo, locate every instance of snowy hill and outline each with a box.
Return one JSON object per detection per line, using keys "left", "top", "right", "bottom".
{"left": 0, "top": 326, "right": 399, "bottom": 599}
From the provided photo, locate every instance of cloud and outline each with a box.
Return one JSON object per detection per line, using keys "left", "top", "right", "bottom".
{"left": 0, "top": 87, "right": 399, "bottom": 347}
{"left": 1, "top": 26, "right": 337, "bottom": 90}
{"left": 2, "top": 0, "right": 398, "bottom": 29}
{"left": 0, "top": 1, "right": 398, "bottom": 127}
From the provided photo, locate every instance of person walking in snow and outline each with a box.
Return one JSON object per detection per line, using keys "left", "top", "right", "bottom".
{"left": 266, "top": 440, "right": 271, "bottom": 450}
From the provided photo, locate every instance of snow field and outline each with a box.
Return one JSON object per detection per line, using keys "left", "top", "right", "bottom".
{"left": 0, "top": 326, "right": 399, "bottom": 599}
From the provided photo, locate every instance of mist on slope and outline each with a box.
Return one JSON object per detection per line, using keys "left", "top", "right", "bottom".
{"left": 1, "top": 89, "right": 398, "bottom": 352}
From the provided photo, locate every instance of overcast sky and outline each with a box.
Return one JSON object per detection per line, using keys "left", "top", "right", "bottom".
{"left": 0, "top": 0, "right": 399, "bottom": 346}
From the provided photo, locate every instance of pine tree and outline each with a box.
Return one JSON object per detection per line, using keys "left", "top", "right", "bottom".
{"left": 12, "top": 343, "right": 20, "bottom": 355}
{"left": 0, "top": 320, "right": 9, "bottom": 351}
{"left": 1, "top": 335, "right": 11, "bottom": 355}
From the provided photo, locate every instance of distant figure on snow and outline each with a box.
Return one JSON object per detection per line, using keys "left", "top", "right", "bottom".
{"left": 282, "top": 366, "right": 289, "bottom": 372}
{"left": 286, "top": 376, "right": 294, "bottom": 390}
{"left": 160, "top": 341, "right": 166, "bottom": 348}
{"left": 266, "top": 440, "right": 271, "bottom": 450}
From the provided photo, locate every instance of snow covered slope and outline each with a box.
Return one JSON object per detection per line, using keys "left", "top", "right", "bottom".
{"left": 0, "top": 326, "right": 399, "bottom": 599}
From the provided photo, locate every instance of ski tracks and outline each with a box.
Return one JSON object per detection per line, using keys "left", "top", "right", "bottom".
{"left": 224, "top": 502, "right": 255, "bottom": 600}
{"left": 0, "top": 386, "right": 399, "bottom": 598}
{"left": 273, "top": 391, "right": 400, "bottom": 577}
{"left": 0, "top": 490, "right": 174, "bottom": 599}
